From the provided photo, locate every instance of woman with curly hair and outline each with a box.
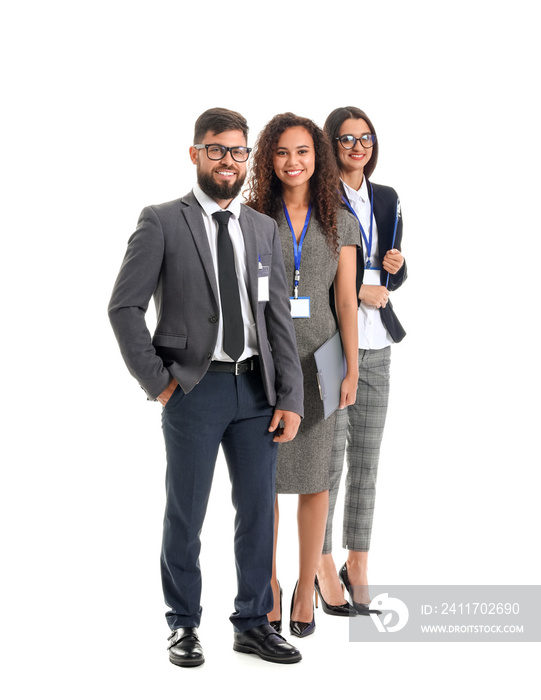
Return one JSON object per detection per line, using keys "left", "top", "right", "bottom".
{"left": 246, "top": 113, "right": 359, "bottom": 637}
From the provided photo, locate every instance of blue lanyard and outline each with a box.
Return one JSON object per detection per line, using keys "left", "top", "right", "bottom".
{"left": 341, "top": 187, "right": 374, "bottom": 269}
{"left": 283, "top": 201, "right": 312, "bottom": 298}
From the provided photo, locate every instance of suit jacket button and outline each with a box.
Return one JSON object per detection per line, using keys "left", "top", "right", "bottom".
{"left": 207, "top": 353, "right": 212, "bottom": 359}
{"left": 209, "top": 315, "right": 218, "bottom": 323}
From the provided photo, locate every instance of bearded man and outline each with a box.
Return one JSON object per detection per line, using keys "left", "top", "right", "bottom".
{"left": 109, "top": 108, "right": 303, "bottom": 667}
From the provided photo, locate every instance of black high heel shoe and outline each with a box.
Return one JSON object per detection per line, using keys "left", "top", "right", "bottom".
{"left": 338, "top": 563, "right": 381, "bottom": 616}
{"left": 289, "top": 581, "right": 315, "bottom": 638}
{"left": 269, "top": 581, "right": 283, "bottom": 633}
{"left": 314, "top": 575, "right": 356, "bottom": 616}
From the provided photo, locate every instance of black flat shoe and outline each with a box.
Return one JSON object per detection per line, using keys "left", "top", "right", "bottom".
{"left": 314, "top": 575, "right": 356, "bottom": 616}
{"left": 338, "top": 563, "right": 381, "bottom": 616}
{"left": 167, "top": 627, "right": 205, "bottom": 667}
{"left": 233, "top": 624, "right": 302, "bottom": 664}
{"left": 289, "top": 581, "right": 315, "bottom": 637}
{"left": 269, "top": 581, "right": 283, "bottom": 633}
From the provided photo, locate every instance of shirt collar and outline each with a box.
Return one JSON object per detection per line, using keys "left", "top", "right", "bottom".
{"left": 193, "top": 184, "right": 242, "bottom": 219}
{"left": 341, "top": 177, "right": 369, "bottom": 205}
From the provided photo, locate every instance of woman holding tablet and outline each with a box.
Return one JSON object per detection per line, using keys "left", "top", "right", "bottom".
{"left": 246, "top": 113, "right": 359, "bottom": 637}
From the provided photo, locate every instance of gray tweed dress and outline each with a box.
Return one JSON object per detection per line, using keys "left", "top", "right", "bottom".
{"left": 275, "top": 208, "right": 359, "bottom": 494}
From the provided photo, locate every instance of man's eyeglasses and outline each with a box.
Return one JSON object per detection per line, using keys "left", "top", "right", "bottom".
{"left": 194, "top": 144, "right": 252, "bottom": 162}
{"left": 336, "top": 134, "right": 377, "bottom": 150}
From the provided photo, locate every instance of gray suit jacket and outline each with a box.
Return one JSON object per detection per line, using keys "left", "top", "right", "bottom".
{"left": 109, "top": 190, "right": 304, "bottom": 416}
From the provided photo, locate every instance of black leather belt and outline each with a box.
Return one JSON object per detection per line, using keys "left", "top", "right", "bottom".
{"left": 208, "top": 356, "right": 259, "bottom": 375}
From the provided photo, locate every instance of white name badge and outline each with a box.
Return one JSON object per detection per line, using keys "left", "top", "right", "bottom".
{"left": 258, "top": 266, "right": 270, "bottom": 302}
{"left": 362, "top": 269, "right": 381, "bottom": 286}
{"left": 290, "top": 297, "right": 311, "bottom": 318}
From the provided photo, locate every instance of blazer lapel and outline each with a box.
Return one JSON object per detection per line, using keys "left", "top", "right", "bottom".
{"left": 238, "top": 206, "right": 259, "bottom": 318}
{"left": 371, "top": 182, "right": 392, "bottom": 252}
{"left": 180, "top": 193, "right": 220, "bottom": 305}
{"left": 370, "top": 182, "right": 388, "bottom": 286}
{"left": 339, "top": 182, "right": 365, "bottom": 293}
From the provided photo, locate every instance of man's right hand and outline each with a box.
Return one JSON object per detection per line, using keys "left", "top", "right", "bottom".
{"left": 268, "top": 409, "right": 301, "bottom": 443}
{"left": 157, "top": 378, "right": 178, "bottom": 406}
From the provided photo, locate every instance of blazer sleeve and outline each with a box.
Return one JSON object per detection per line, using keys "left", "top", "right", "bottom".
{"left": 264, "top": 220, "right": 304, "bottom": 417}
{"left": 108, "top": 206, "right": 172, "bottom": 400}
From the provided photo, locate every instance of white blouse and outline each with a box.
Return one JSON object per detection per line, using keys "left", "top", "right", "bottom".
{"left": 342, "top": 179, "right": 394, "bottom": 350}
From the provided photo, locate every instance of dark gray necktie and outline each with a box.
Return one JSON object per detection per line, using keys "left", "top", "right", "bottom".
{"left": 212, "top": 211, "right": 244, "bottom": 361}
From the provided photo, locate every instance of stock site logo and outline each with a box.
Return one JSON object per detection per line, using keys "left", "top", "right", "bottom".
{"left": 369, "top": 593, "right": 409, "bottom": 632}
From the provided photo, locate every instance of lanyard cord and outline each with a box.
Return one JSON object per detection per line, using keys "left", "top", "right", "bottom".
{"left": 283, "top": 201, "right": 312, "bottom": 298}
{"left": 341, "top": 186, "right": 374, "bottom": 268}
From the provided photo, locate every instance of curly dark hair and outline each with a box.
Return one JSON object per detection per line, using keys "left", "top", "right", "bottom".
{"left": 245, "top": 113, "right": 341, "bottom": 255}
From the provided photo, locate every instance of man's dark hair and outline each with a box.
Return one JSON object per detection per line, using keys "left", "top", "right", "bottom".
{"left": 193, "top": 108, "right": 249, "bottom": 144}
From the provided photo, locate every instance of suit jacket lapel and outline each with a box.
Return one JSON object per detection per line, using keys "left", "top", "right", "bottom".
{"left": 180, "top": 193, "right": 220, "bottom": 305}
{"left": 238, "top": 205, "right": 259, "bottom": 319}
{"left": 371, "top": 181, "right": 392, "bottom": 252}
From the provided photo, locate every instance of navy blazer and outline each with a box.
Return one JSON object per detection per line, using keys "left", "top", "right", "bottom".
{"left": 339, "top": 179, "right": 407, "bottom": 343}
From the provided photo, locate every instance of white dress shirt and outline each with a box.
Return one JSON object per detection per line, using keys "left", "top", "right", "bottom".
{"left": 342, "top": 179, "right": 394, "bottom": 350}
{"left": 193, "top": 185, "right": 258, "bottom": 361}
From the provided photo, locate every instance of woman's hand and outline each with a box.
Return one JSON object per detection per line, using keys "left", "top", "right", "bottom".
{"left": 339, "top": 373, "right": 359, "bottom": 409}
{"left": 382, "top": 249, "right": 404, "bottom": 275}
{"left": 359, "top": 284, "right": 390, "bottom": 308}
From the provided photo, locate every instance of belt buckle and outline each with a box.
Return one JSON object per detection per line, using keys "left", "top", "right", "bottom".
{"left": 233, "top": 358, "right": 253, "bottom": 375}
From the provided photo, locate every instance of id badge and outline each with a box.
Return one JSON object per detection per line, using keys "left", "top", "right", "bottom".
{"left": 362, "top": 269, "right": 381, "bottom": 286}
{"left": 290, "top": 297, "right": 310, "bottom": 318}
{"left": 258, "top": 266, "right": 270, "bottom": 302}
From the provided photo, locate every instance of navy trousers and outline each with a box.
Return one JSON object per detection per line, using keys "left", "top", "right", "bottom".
{"left": 160, "top": 368, "right": 277, "bottom": 632}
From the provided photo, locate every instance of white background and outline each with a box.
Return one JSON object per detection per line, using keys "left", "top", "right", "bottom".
{"left": 2, "top": 1, "right": 539, "bottom": 697}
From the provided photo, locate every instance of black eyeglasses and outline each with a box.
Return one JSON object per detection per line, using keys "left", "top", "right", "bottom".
{"left": 194, "top": 144, "right": 252, "bottom": 162}
{"left": 336, "top": 134, "right": 377, "bottom": 150}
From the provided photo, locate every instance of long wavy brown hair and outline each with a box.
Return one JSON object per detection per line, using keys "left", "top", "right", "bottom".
{"left": 245, "top": 113, "right": 341, "bottom": 255}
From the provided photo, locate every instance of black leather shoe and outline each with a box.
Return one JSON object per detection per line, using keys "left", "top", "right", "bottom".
{"left": 289, "top": 581, "right": 315, "bottom": 637}
{"left": 167, "top": 627, "right": 205, "bottom": 667}
{"left": 338, "top": 563, "right": 381, "bottom": 616}
{"left": 314, "top": 575, "right": 356, "bottom": 616}
{"left": 233, "top": 624, "right": 302, "bottom": 664}
{"left": 269, "top": 581, "right": 283, "bottom": 633}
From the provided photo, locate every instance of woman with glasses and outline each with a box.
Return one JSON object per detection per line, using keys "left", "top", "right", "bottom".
{"left": 246, "top": 113, "right": 359, "bottom": 637}
{"left": 316, "top": 106, "right": 407, "bottom": 616}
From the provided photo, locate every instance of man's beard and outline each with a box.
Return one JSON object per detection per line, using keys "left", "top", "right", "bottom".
{"left": 197, "top": 166, "right": 245, "bottom": 202}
